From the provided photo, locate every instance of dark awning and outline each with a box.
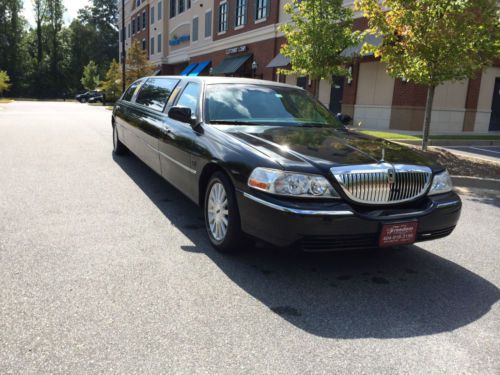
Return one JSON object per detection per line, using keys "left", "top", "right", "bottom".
{"left": 212, "top": 54, "right": 252, "bottom": 75}
{"left": 341, "top": 34, "right": 383, "bottom": 57}
{"left": 180, "top": 63, "right": 197, "bottom": 76}
{"left": 266, "top": 53, "right": 290, "bottom": 68}
{"left": 189, "top": 60, "right": 211, "bottom": 76}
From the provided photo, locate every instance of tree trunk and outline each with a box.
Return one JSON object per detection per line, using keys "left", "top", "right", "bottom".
{"left": 422, "top": 85, "right": 436, "bottom": 151}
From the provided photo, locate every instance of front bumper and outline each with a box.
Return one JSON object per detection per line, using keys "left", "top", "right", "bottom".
{"left": 236, "top": 190, "right": 462, "bottom": 251}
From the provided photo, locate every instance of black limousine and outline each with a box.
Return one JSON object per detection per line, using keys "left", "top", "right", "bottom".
{"left": 112, "top": 76, "right": 461, "bottom": 252}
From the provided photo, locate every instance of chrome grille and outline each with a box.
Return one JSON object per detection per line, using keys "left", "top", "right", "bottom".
{"left": 331, "top": 163, "right": 432, "bottom": 205}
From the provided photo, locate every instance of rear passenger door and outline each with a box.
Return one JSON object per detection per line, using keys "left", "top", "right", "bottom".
{"left": 159, "top": 81, "right": 202, "bottom": 200}
{"left": 130, "top": 78, "right": 180, "bottom": 175}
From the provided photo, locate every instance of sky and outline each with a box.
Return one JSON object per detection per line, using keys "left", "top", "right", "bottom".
{"left": 22, "top": 0, "right": 91, "bottom": 26}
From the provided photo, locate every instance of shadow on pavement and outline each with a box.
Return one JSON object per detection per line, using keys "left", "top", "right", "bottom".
{"left": 114, "top": 152, "right": 500, "bottom": 339}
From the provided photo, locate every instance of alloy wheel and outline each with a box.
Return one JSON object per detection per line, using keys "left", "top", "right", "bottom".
{"left": 207, "top": 182, "right": 229, "bottom": 241}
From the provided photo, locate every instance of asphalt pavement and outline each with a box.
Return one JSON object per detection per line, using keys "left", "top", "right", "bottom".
{"left": 438, "top": 146, "right": 500, "bottom": 163}
{"left": 0, "top": 101, "right": 499, "bottom": 374}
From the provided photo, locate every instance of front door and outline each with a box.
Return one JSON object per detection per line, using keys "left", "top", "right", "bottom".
{"left": 329, "top": 76, "right": 345, "bottom": 115}
{"left": 489, "top": 78, "right": 500, "bottom": 131}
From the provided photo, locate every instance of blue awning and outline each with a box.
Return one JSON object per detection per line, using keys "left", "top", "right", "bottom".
{"left": 180, "top": 63, "right": 197, "bottom": 76}
{"left": 188, "top": 61, "right": 211, "bottom": 76}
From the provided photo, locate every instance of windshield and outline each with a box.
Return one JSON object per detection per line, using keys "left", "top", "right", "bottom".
{"left": 204, "top": 84, "right": 342, "bottom": 128}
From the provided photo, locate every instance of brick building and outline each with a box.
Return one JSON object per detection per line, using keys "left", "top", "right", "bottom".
{"left": 119, "top": 0, "right": 500, "bottom": 133}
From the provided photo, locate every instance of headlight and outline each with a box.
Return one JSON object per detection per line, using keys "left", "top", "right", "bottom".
{"left": 428, "top": 170, "right": 453, "bottom": 196}
{"left": 248, "top": 168, "right": 340, "bottom": 198}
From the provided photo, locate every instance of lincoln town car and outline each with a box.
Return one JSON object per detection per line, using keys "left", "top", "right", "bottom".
{"left": 112, "top": 76, "right": 461, "bottom": 252}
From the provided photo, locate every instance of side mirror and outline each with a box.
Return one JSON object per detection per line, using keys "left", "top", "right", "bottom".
{"left": 336, "top": 113, "right": 353, "bottom": 126}
{"left": 168, "top": 106, "right": 197, "bottom": 127}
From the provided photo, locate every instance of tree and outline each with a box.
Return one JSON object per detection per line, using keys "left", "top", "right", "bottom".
{"left": 279, "top": 0, "right": 360, "bottom": 95}
{"left": 355, "top": 0, "right": 500, "bottom": 151}
{"left": 126, "top": 40, "right": 154, "bottom": 85}
{"left": 81, "top": 61, "right": 100, "bottom": 90}
{"left": 0, "top": 70, "right": 11, "bottom": 96}
{"left": 100, "top": 59, "right": 122, "bottom": 102}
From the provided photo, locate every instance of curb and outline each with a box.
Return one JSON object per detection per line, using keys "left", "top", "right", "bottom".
{"left": 397, "top": 139, "right": 500, "bottom": 146}
{"left": 451, "top": 176, "right": 500, "bottom": 191}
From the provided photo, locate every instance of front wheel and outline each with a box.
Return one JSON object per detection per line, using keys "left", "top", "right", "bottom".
{"left": 204, "top": 172, "right": 245, "bottom": 253}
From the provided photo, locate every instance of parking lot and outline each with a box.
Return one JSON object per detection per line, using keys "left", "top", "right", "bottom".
{"left": 0, "top": 101, "right": 499, "bottom": 374}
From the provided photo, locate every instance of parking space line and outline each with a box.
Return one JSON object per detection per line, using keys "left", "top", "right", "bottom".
{"left": 469, "top": 147, "right": 500, "bottom": 155}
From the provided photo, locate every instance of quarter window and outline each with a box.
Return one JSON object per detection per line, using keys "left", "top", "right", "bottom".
{"left": 255, "top": 0, "right": 268, "bottom": 20}
{"left": 176, "top": 83, "right": 201, "bottom": 115}
{"left": 122, "top": 80, "right": 141, "bottom": 101}
{"left": 218, "top": 2, "right": 228, "bottom": 33}
{"left": 235, "top": 0, "right": 247, "bottom": 27}
{"left": 136, "top": 78, "right": 179, "bottom": 111}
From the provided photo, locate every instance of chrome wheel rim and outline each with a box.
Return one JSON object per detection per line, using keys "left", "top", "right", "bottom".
{"left": 207, "top": 182, "right": 229, "bottom": 241}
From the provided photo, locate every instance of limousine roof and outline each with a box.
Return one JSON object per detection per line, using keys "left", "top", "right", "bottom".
{"left": 145, "top": 75, "right": 302, "bottom": 90}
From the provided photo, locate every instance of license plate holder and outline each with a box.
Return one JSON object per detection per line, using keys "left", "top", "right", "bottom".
{"left": 379, "top": 221, "right": 418, "bottom": 247}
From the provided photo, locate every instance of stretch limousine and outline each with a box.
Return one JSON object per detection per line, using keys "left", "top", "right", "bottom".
{"left": 112, "top": 76, "right": 461, "bottom": 252}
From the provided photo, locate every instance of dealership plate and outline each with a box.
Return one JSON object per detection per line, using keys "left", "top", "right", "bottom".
{"left": 379, "top": 222, "right": 418, "bottom": 247}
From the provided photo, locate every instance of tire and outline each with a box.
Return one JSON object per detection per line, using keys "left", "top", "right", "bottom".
{"left": 112, "top": 123, "right": 126, "bottom": 155}
{"left": 204, "top": 172, "right": 246, "bottom": 253}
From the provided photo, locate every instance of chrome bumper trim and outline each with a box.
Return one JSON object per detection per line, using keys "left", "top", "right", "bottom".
{"left": 436, "top": 200, "right": 461, "bottom": 209}
{"left": 242, "top": 192, "right": 354, "bottom": 216}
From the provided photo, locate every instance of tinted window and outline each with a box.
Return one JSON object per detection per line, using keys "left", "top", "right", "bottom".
{"left": 176, "top": 83, "right": 201, "bottom": 115}
{"left": 136, "top": 78, "right": 179, "bottom": 111}
{"left": 204, "top": 84, "right": 342, "bottom": 127}
{"left": 122, "top": 81, "right": 141, "bottom": 101}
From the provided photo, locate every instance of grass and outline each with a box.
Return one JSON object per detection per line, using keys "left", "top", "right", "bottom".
{"left": 358, "top": 130, "right": 500, "bottom": 141}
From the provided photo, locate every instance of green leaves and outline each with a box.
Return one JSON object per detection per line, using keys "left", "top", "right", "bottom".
{"left": 279, "top": 0, "right": 361, "bottom": 82}
{"left": 0, "top": 70, "right": 11, "bottom": 96}
{"left": 81, "top": 60, "right": 100, "bottom": 90}
{"left": 355, "top": 0, "right": 500, "bottom": 86}
{"left": 100, "top": 59, "right": 122, "bottom": 102}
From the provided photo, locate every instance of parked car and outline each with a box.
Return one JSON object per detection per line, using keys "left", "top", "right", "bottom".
{"left": 112, "top": 76, "right": 461, "bottom": 253}
{"left": 76, "top": 91, "right": 103, "bottom": 103}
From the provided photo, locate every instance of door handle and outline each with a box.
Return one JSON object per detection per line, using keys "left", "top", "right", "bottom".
{"left": 162, "top": 127, "right": 172, "bottom": 134}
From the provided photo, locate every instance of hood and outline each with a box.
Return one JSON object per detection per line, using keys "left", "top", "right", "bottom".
{"left": 219, "top": 125, "right": 438, "bottom": 173}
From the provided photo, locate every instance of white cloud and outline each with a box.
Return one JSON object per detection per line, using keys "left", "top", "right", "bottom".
{"left": 22, "top": 0, "right": 90, "bottom": 26}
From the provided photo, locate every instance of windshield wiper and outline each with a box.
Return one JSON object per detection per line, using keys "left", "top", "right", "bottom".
{"left": 209, "top": 120, "right": 260, "bottom": 125}
{"left": 295, "top": 123, "right": 325, "bottom": 128}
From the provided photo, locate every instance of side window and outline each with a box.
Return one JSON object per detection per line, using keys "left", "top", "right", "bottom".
{"left": 135, "top": 78, "right": 180, "bottom": 111}
{"left": 122, "top": 81, "right": 141, "bottom": 101}
{"left": 176, "top": 83, "right": 201, "bottom": 115}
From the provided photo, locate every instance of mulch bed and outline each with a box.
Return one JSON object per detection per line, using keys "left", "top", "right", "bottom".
{"left": 426, "top": 147, "right": 500, "bottom": 179}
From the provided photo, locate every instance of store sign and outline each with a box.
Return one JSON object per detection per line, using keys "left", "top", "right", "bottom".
{"left": 225, "top": 45, "right": 247, "bottom": 55}
{"left": 169, "top": 34, "right": 190, "bottom": 46}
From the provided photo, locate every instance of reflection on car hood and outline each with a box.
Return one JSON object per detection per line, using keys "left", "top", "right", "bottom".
{"left": 219, "top": 125, "right": 439, "bottom": 173}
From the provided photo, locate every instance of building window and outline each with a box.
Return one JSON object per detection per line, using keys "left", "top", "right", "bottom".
{"left": 132, "top": 18, "right": 135, "bottom": 34}
{"left": 218, "top": 2, "right": 228, "bottom": 33}
{"left": 136, "top": 0, "right": 141, "bottom": 7}
{"left": 158, "top": 1, "right": 162, "bottom": 20}
{"left": 151, "top": 37, "right": 155, "bottom": 54}
{"left": 142, "top": 39, "right": 146, "bottom": 50}
{"left": 137, "top": 17, "right": 141, "bottom": 32}
{"left": 179, "top": 0, "right": 185, "bottom": 14}
{"left": 205, "top": 10, "right": 212, "bottom": 37}
{"left": 158, "top": 34, "right": 162, "bottom": 53}
{"left": 187, "top": 0, "right": 191, "bottom": 9}
{"left": 192, "top": 17, "right": 199, "bottom": 42}
{"left": 235, "top": 0, "right": 247, "bottom": 27}
{"left": 142, "top": 11, "right": 146, "bottom": 29}
{"left": 151, "top": 6, "right": 155, "bottom": 25}
{"left": 255, "top": 0, "right": 268, "bottom": 20}
{"left": 128, "top": 23, "right": 131, "bottom": 37}
{"left": 170, "top": 0, "right": 176, "bottom": 18}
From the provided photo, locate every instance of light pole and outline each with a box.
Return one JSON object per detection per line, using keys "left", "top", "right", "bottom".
{"left": 121, "top": 0, "right": 126, "bottom": 92}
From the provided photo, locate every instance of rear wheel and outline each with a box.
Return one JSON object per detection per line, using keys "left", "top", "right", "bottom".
{"left": 204, "top": 172, "right": 245, "bottom": 253}
{"left": 112, "top": 123, "right": 126, "bottom": 155}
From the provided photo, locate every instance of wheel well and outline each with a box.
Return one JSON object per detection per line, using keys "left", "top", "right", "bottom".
{"left": 198, "top": 163, "right": 229, "bottom": 208}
